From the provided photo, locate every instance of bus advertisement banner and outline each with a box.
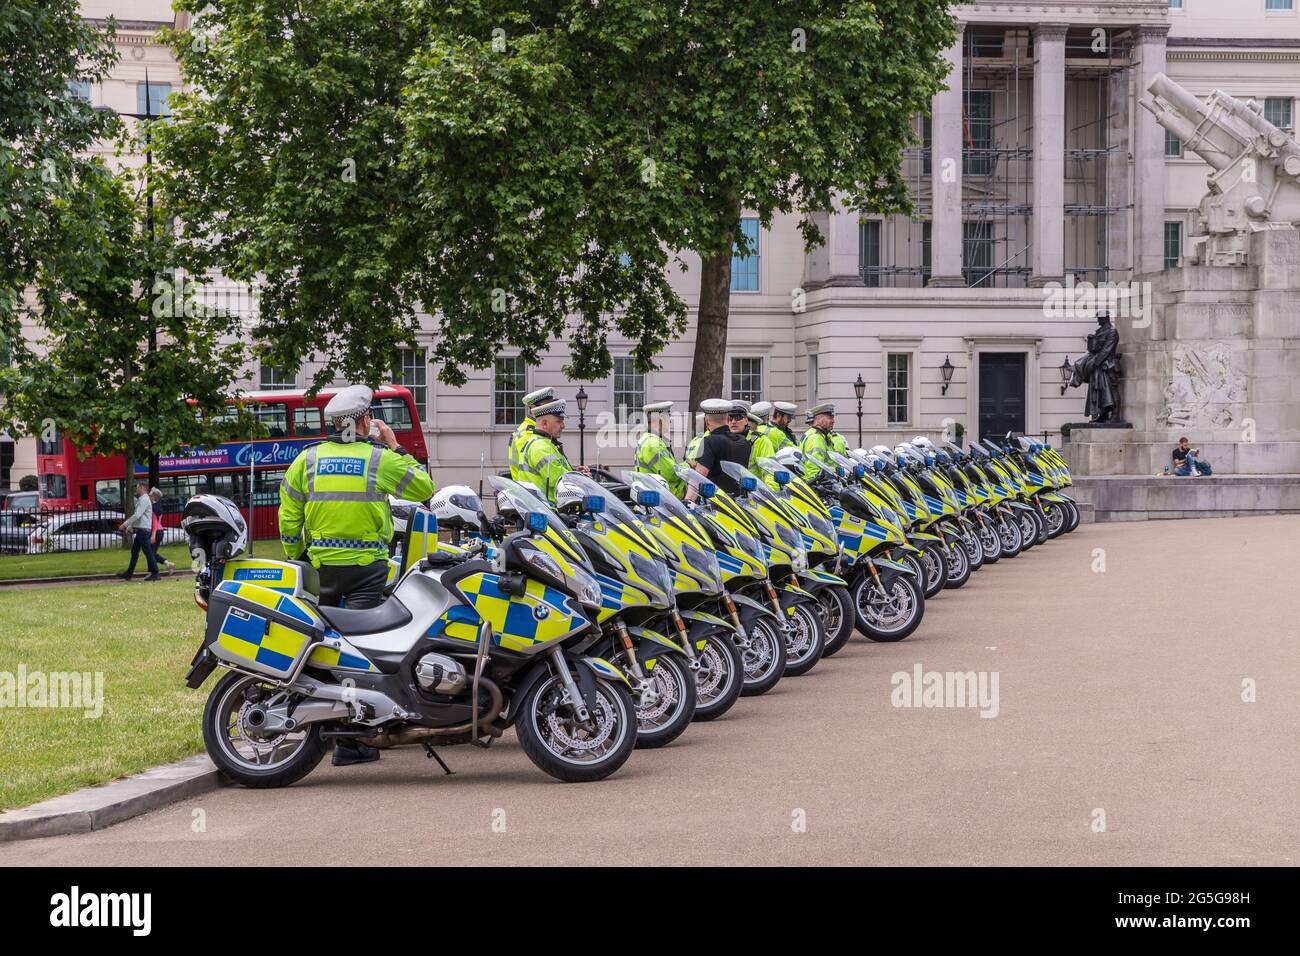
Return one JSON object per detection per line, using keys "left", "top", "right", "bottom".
{"left": 134, "top": 439, "right": 314, "bottom": 475}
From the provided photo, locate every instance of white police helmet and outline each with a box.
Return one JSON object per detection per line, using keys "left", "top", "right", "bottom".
{"left": 324, "top": 384, "right": 374, "bottom": 429}
{"left": 912, "top": 436, "right": 936, "bottom": 451}
{"left": 430, "top": 485, "right": 483, "bottom": 530}
{"left": 554, "top": 472, "right": 585, "bottom": 513}
{"left": 773, "top": 445, "right": 802, "bottom": 469}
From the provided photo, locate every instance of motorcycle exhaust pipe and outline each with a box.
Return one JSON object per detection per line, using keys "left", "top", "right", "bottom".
{"left": 365, "top": 676, "right": 504, "bottom": 749}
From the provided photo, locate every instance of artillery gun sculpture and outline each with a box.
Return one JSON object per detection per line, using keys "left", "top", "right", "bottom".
{"left": 1141, "top": 72, "right": 1300, "bottom": 266}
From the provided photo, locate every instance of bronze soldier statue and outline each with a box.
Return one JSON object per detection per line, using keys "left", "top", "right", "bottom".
{"left": 1069, "top": 312, "right": 1122, "bottom": 423}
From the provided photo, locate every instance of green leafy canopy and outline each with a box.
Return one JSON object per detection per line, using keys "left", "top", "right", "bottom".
{"left": 160, "top": 0, "right": 955, "bottom": 387}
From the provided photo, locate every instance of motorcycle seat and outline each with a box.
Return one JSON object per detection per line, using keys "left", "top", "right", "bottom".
{"left": 319, "top": 596, "right": 413, "bottom": 636}
{"left": 286, "top": 560, "right": 320, "bottom": 599}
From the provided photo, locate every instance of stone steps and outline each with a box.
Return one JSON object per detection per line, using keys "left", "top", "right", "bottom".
{"left": 1068, "top": 474, "right": 1300, "bottom": 522}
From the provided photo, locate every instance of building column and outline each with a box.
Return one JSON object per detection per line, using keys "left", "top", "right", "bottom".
{"left": 1105, "top": 66, "right": 1133, "bottom": 280}
{"left": 1029, "top": 24, "right": 1068, "bottom": 287}
{"left": 927, "top": 23, "right": 966, "bottom": 287}
{"left": 1133, "top": 24, "right": 1169, "bottom": 277}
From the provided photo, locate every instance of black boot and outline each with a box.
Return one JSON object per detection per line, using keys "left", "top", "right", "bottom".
{"left": 332, "top": 739, "right": 381, "bottom": 767}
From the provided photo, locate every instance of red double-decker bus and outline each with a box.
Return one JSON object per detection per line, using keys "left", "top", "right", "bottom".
{"left": 34, "top": 385, "right": 429, "bottom": 537}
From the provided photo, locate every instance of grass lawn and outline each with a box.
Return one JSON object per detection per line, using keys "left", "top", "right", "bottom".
{"left": 0, "top": 542, "right": 193, "bottom": 581}
{"left": 0, "top": 577, "right": 208, "bottom": 810}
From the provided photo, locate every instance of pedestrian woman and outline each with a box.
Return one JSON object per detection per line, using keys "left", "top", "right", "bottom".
{"left": 149, "top": 487, "right": 176, "bottom": 573}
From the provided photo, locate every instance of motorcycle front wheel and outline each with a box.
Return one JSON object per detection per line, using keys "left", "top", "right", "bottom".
{"left": 739, "top": 614, "right": 786, "bottom": 697}
{"left": 1044, "top": 501, "right": 1067, "bottom": 539}
{"left": 1016, "top": 509, "right": 1039, "bottom": 551}
{"left": 962, "top": 527, "right": 985, "bottom": 571}
{"left": 690, "top": 631, "right": 745, "bottom": 721}
{"left": 515, "top": 674, "right": 637, "bottom": 782}
{"left": 920, "top": 543, "right": 948, "bottom": 598}
{"left": 851, "top": 571, "right": 924, "bottom": 642}
{"left": 624, "top": 651, "right": 696, "bottom": 750}
{"left": 817, "top": 585, "right": 856, "bottom": 658}
{"left": 782, "top": 602, "right": 825, "bottom": 677}
{"left": 202, "top": 671, "right": 329, "bottom": 789}
{"left": 977, "top": 521, "right": 1002, "bottom": 564}
{"left": 997, "top": 514, "right": 1024, "bottom": 557}
{"left": 943, "top": 537, "right": 971, "bottom": 589}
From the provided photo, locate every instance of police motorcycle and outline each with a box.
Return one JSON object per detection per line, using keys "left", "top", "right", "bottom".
{"left": 620, "top": 469, "right": 789, "bottom": 697}
{"left": 971, "top": 439, "right": 1046, "bottom": 549}
{"left": 907, "top": 437, "right": 989, "bottom": 574}
{"left": 554, "top": 471, "right": 746, "bottom": 727}
{"left": 1030, "top": 440, "right": 1080, "bottom": 532}
{"left": 933, "top": 440, "right": 1008, "bottom": 564}
{"left": 180, "top": 486, "right": 639, "bottom": 787}
{"left": 864, "top": 445, "right": 964, "bottom": 595}
{"left": 767, "top": 450, "right": 925, "bottom": 643}
{"left": 673, "top": 466, "right": 791, "bottom": 697}
{"left": 717, "top": 460, "right": 835, "bottom": 676}
{"left": 957, "top": 441, "right": 1031, "bottom": 558}
{"left": 861, "top": 445, "right": 951, "bottom": 598}
{"left": 1007, "top": 435, "right": 1078, "bottom": 538}
{"left": 753, "top": 451, "right": 869, "bottom": 656}
{"left": 450, "top": 477, "right": 698, "bottom": 749}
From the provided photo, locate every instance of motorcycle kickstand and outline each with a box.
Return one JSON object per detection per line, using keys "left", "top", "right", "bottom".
{"left": 421, "top": 741, "right": 455, "bottom": 774}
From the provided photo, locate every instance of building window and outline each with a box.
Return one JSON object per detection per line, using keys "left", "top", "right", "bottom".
{"left": 494, "top": 356, "right": 527, "bottom": 426}
{"left": 921, "top": 221, "right": 932, "bottom": 285}
{"left": 1169, "top": 0, "right": 1183, "bottom": 8}
{"left": 1265, "top": 0, "right": 1294, "bottom": 12}
{"left": 730, "top": 357, "right": 763, "bottom": 404}
{"left": 963, "top": 221, "right": 994, "bottom": 287}
{"left": 612, "top": 356, "right": 645, "bottom": 423}
{"left": 859, "top": 220, "right": 882, "bottom": 287}
{"left": 136, "top": 82, "right": 172, "bottom": 118}
{"left": 1264, "top": 96, "right": 1293, "bottom": 131}
{"left": 67, "top": 81, "right": 91, "bottom": 102}
{"left": 921, "top": 114, "right": 932, "bottom": 175}
{"left": 1164, "top": 129, "right": 1183, "bottom": 157}
{"left": 259, "top": 363, "right": 295, "bottom": 390}
{"left": 1164, "top": 222, "right": 1182, "bottom": 269}
{"left": 731, "top": 217, "right": 760, "bottom": 292}
{"left": 394, "top": 348, "right": 428, "bottom": 419}
{"left": 886, "top": 354, "right": 911, "bottom": 425}
{"left": 963, "top": 90, "right": 994, "bottom": 176}
{"left": 807, "top": 354, "right": 819, "bottom": 406}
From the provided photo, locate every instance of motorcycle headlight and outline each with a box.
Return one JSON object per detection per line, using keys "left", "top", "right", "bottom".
{"left": 775, "top": 521, "right": 801, "bottom": 551}
{"left": 518, "top": 545, "right": 563, "bottom": 583}
{"left": 571, "top": 564, "right": 604, "bottom": 609}
{"left": 629, "top": 550, "right": 673, "bottom": 601}
{"left": 791, "top": 547, "right": 808, "bottom": 571}
{"left": 682, "top": 540, "right": 720, "bottom": 582}
{"left": 734, "top": 529, "right": 762, "bottom": 561}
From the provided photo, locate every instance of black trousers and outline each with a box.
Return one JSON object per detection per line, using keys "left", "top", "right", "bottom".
{"left": 125, "top": 529, "right": 159, "bottom": 576}
{"left": 317, "top": 561, "right": 389, "bottom": 609}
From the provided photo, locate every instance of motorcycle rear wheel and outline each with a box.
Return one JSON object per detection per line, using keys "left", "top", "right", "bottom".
{"left": 202, "top": 671, "right": 329, "bottom": 789}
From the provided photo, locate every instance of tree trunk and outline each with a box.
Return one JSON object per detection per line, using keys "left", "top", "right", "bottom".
{"left": 688, "top": 244, "right": 735, "bottom": 427}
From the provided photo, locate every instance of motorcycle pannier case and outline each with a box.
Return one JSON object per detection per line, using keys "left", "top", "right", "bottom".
{"left": 218, "top": 557, "right": 319, "bottom": 600}
{"left": 206, "top": 580, "right": 326, "bottom": 680}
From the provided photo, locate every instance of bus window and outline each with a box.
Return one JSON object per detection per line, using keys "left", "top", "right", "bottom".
{"left": 96, "top": 479, "right": 124, "bottom": 509}
{"left": 40, "top": 473, "right": 68, "bottom": 500}
{"left": 38, "top": 430, "right": 63, "bottom": 456}
{"left": 157, "top": 474, "right": 207, "bottom": 510}
{"left": 293, "top": 406, "right": 324, "bottom": 437}
{"left": 254, "top": 469, "right": 285, "bottom": 508}
{"left": 255, "top": 403, "right": 290, "bottom": 438}
{"left": 371, "top": 398, "right": 413, "bottom": 431}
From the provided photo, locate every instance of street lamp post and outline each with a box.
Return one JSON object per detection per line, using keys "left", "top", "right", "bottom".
{"left": 940, "top": 356, "right": 955, "bottom": 395}
{"left": 575, "top": 386, "right": 588, "bottom": 466}
{"left": 853, "top": 374, "right": 866, "bottom": 448}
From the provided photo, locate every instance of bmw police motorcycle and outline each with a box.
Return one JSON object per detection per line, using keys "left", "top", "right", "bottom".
{"left": 181, "top": 482, "right": 639, "bottom": 787}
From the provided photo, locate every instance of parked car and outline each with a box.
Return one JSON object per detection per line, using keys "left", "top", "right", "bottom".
{"left": 26, "top": 510, "right": 187, "bottom": 554}
{"left": 0, "top": 490, "right": 40, "bottom": 513}
{"left": 0, "top": 512, "right": 40, "bottom": 554}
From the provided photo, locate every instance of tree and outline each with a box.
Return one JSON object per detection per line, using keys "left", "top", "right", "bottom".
{"left": 0, "top": 0, "right": 118, "bottom": 353}
{"left": 2, "top": 159, "right": 254, "bottom": 492}
{"left": 158, "top": 1, "right": 954, "bottom": 396}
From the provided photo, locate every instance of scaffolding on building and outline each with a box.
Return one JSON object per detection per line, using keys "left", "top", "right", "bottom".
{"left": 860, "top": 24, "right": 1136, "bottom": 290}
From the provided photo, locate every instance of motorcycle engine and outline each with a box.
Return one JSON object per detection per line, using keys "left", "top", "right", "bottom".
{"left": 415, "top": 653, "right": 468, "bottom": 694}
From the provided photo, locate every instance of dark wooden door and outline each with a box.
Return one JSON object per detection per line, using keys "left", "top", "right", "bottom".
{"left": 978, "top": 352, "right": 1026, "bottom": 441}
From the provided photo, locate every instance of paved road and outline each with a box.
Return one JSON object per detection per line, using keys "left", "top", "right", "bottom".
{"left": 4, "top": 516, "right": 1297, "bottom": 866}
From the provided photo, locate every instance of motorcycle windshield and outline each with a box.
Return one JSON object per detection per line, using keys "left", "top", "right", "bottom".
{"left": 560, "top": 471, "right": 665, "bottom": 558}
{"left": 488, "top": 475, "right": 586, "bottom": 565}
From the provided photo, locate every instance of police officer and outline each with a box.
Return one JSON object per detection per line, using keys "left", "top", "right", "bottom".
{"left": 771, "top": 401, "right": 798, "bottom": 446}
{"left": 511, "top": 397, "right": 578, "bottom": 503}
{"left": 750, "top": 401, "right": 791, "bottom": 453}
{"left": 688, "top": 398, "right": 746, "bottom": 499}
{"left": 635, "top": 401, "right": 685, "bottom": 498}
{"left": 739, "top": 402, "right": 777, "bottom": 470}
{"left": 508, "top": 387, "right": 555, "bottom": 475}
{"left": 279, "top": 384, "right": 435, "bottom": 766}
{"left": 799, "top": 402, "right": 838, "bottom": 480}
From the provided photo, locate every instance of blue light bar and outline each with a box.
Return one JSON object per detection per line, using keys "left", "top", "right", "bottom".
{"left": 636, "top": 489, "right": 661, "bottom": 507}
{"left": 774, "top": 470, "right": 792, "bottom": 485}
{"left": 700, "top": 482, "right": 717, "bottom": 499}
{"left": 741, "top": 476, "right": 758, "bottom": 491}
{"left": 583, "top": 494, "right": 606, "bottom": 513}
{"left": 854, "top": 465, "right": 866, "bottom": 478}
{"left": 526, "top": 512, "right": 548, "bottom": 533}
